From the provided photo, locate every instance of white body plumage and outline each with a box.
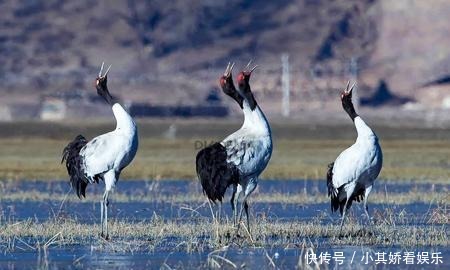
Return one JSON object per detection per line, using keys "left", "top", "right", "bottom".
{"left": 221, "top": 99, "right": 272, "bottom": 230}
{"left": 221, "top": 101, "right": 272, "bottom": 181}
{"left": 80, "top": 103, "right": 138, "bottom": 191}
{"left": 332, "top": 116, "right": 382, "bottom": 197}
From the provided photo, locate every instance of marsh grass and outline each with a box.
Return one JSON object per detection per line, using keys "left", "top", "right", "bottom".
{"left": 0, "top": 195, "right": 447, "bottom": 269}
{"left": 0, "top": 213, "right": 447, "bottom": 254}
{"left": 0, "top": 121, "right": 448, "bottom": 267}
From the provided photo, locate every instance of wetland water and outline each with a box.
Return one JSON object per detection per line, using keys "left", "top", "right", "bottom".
{"left": 0, "top": 179, "right": 448, "bottom": 269}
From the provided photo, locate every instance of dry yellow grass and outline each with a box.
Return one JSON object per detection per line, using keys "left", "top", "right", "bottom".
{"left": 0, "top": 137, "right": 449, "bottom": 182}
{"left": 0, "top": 120, "right": 448, "bottom": 181}
{"left": 0, "top": 215, "right": 447, "bottom": 252}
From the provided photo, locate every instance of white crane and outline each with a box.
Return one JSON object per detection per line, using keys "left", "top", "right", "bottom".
{"left": 327, "top": 82, "right": 383, "bottom": 234}
{"left": 196, "top": 61, "right": 272, "bottom": 235}
{"left": 62, "top": 63, "right": 138, "bottom": 240}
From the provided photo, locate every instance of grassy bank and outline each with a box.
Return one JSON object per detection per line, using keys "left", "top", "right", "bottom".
{"left": 0, "top": 120, "right": 448, "bottom": 181}
{"left": 0, "top": 138, "right": 449, "bottom": 182}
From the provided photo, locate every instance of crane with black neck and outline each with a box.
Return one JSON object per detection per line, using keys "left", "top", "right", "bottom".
{"left": 196, "top": 61, "right": 273, "bottom": 236}
{"left": 62, "top": 63, "right": 139, "bottom": 240}
{"left": 327, "top": 82, "right": 383, "bottom": 235}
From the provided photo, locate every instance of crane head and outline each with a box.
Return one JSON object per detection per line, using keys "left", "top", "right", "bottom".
{"left": 341, "top": 81, "right": 357, "bottom": 120}
{"left": 95, "top": 62, "right": 113, "bottom": 104}
{"left": 95, "top": 62, "right": 111, "bottom": 91}
{"left": 341, "top": 81, "right": 355, "bottom": 101}
{"left": 237, "top": 60, "right": 257, "bottom": 88}
{"left": 219, "top": 62, "right": 236, "bottom": 95}
{"left": 236, "top": 60, "right": 258, "bottom": 110}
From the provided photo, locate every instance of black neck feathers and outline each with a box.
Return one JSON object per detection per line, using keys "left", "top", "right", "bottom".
{"left": 220, "top": 77, "right": 243, "bottom": 109}
{"left": 100, "top": 89, "right": 113, "bottom": 105}
{"left": 229, "top": 90, "right": 244, "bottom": 109}
{"left": 96, "top": 77, "right": 114, "bottom": 105}
{"left": 244, "top": 91, "right": 257, "bottom": 110}
{"left": 238, "top": 76, "right": 257, "bottom": 111}
{"left": 341, "top": 93, "right": 358, "bottom": 121}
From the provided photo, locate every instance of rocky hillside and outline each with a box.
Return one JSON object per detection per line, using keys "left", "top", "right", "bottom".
{"left": 1, "top": 0, "right": 449, "bottom": 117}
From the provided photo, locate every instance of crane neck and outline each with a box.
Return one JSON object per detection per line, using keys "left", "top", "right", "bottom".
{"left": 112, "top": 103, "right": 136, "bottom": 133}
{"left": 241, "top": 100, "right": 271, "bottom": 136}
{"left": 354, "top": 116, "right": 376, "bottom": 140}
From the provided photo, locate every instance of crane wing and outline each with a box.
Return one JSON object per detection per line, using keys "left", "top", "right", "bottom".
{"left": 332, "top": 142, "right": 381, "bottom": 189}
{"left": 223, "top": 136, "right": 267, "bottom": 176}
{"left": 80, "top": 132, "right": 122, "bottom": 178}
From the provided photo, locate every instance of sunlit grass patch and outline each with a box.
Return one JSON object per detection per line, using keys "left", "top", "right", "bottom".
{"left": 0, "top": 137, "right": 448, "bottom": 182}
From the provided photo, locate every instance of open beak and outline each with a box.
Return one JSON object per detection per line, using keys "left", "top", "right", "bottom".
{"left": 345, "top": 80, "right": 356, "bottom": 95}
{"left": 244, "top": 60, "right": 258, "bottom": 74}
{"left": 224, "top": 62, "right": 235, "bottom": 77}
{"left": 98, "top": 61, "right": 112, "bottom": 79}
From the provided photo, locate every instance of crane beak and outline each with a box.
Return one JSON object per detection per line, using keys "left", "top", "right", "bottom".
{"left": 244, "top": 60, "right": 257, "bottom": 74}
{"left": 98, "top": 61, "right": 112, "bottom": 79}
{"left": 244, "top": 60, "right": 253, "bottom": 70}
{"left": 344, "top": 81, "right": 356, "bottom": 95}
{"left": 224, "top": 62, "right": 235, "bottom": 77}
{"left": 348, "top": 82, "right": 356, "bottom": 95}
{"left": 98, "top": 62, "right": 104, "bottom": 77}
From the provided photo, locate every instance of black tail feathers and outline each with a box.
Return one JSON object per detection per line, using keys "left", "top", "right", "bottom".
{"left": 327, "top": 162, "right": 366, "bottom": 215}
{"left": 196, "top": 142, "right": 239, "bottom": 203}
{"left": 326, "top": 162, "right": 334, "bottom": 197}
{"left": 62, "top": 135, "right": 88, "bottom": 198}
{"left": 331, "top": 187, "right": 364, "bottom": 215}
{"left": 327, "top": 162, "right": 341, "bottom": 213}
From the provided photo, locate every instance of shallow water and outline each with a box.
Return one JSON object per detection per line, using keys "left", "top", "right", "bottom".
{"left": 1, "top": 244, "right": 448, "bottom": 269}
{"left": 0, "top": 200, "right": 442, "bottom": 226}
{"left": 0, "top": 179, "right": 445, "bottom": 223}
{"left": 2, "top": 178, "right": 446, "bottom": 195}
{"left": 0, "top": 179, "right": 448, "bottom": 269}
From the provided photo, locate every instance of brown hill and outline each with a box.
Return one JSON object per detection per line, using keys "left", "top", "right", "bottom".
{"left": 1, "top": 0, "right": 450, "bottom": 118}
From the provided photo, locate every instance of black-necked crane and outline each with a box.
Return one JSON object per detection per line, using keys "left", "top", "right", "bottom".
{"left": 62, "top": 62, "right": 138, "bottom": 240}
{"left": 196, "top": 61, "right": 272, "bottom": 235}
{"left": 327, "top": 82, "right": 383, "bottom": 234}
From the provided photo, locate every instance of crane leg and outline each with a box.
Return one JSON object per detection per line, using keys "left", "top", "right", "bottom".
{"left": 102, "top": 171, "right": 117, "bottom": 240}
{"left": 230, "top": 184, "right": 237, "bottom": 226}
{"left": 339, "top": 199, "right": 349, "bottom": 236}
{"left": 105, "top": 192, "right": 109, "bottom": 240}
{"left": 363, "top": 185, "right": 373, "bottom": 224}
{"left": 101, "top": 190, "right": 110, "bottom": 240}
{"left": 364, "top": 204, "right": 371, "bottom": 224}
{"left": 236, "top": 197, "right": 252, "bottom": 236}
{"left": 232, "top": 185, "right": 242, "bottom": 227}
{"left": 244, "top": 201, "right": 250, "bottom": 234}
{"left": 236, "top": 179, "right": 257, "bottom": 237}
{"left": 100, "top": 198, "right": 104, "bottom": 236}
{"left": 236, "top": 196, "right": 246, "bottom": 232}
